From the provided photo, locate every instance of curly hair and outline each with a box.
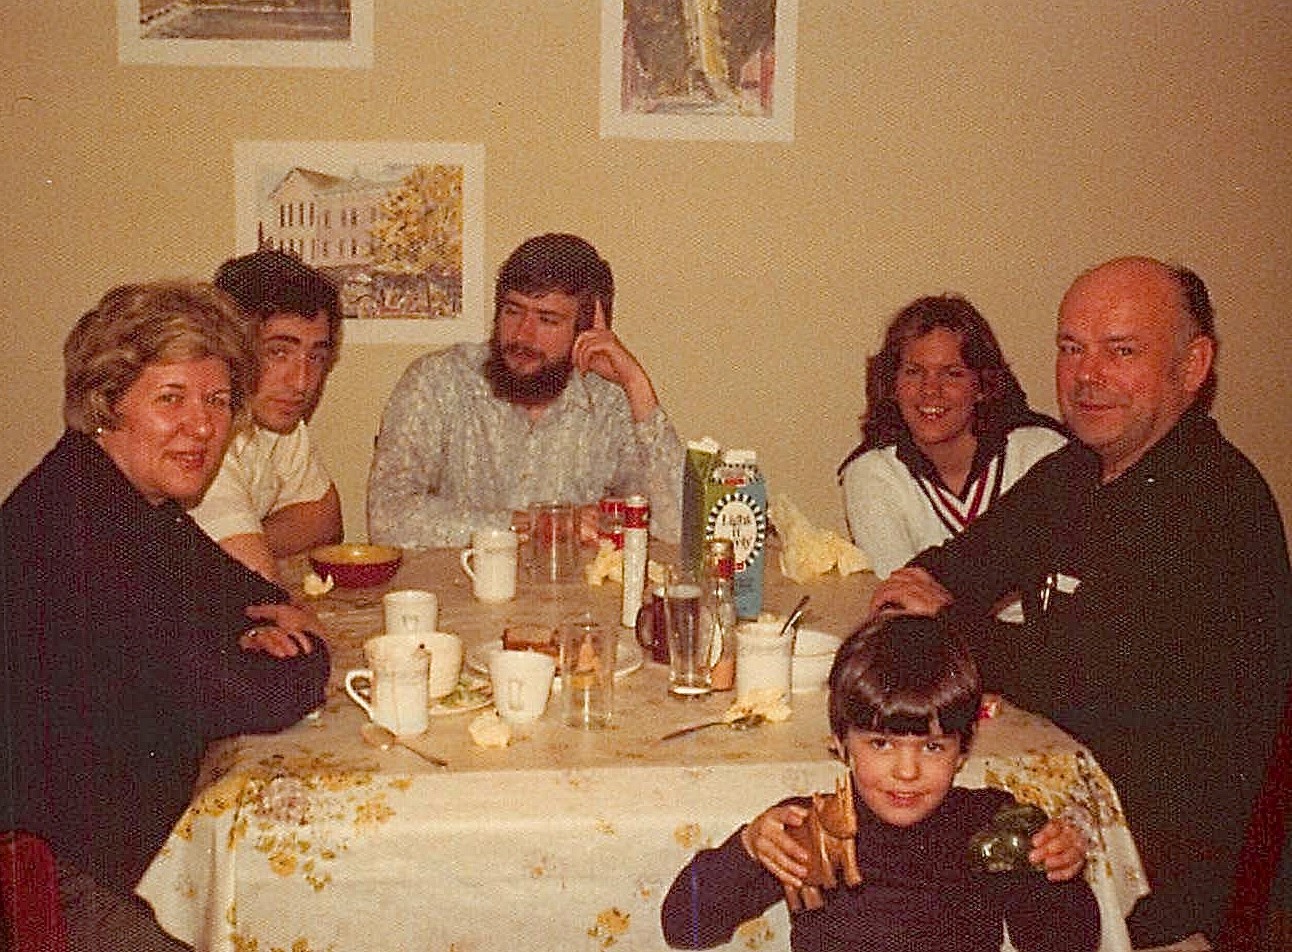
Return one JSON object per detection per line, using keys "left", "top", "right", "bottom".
{"left": 63, "top": 281, "right": 255, "bottom": 434}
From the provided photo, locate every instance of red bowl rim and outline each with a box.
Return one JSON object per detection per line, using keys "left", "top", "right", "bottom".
{"left": 308, "top": 543, "right": 403, "bottom": 568}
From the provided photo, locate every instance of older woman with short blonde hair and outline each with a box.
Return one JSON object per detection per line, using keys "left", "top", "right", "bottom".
{"left": 62, "top": 280, "right": 257, "bottom": 437}
{"left": 2, "top": 280, "right": 330, "bottom": 951}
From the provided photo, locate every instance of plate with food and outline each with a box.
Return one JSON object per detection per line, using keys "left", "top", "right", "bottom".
{"left": 429, "top": 675, "right": 493, "bottom": 716}
{"left": 466, "top": 623, "right": 643, "bottom": 683}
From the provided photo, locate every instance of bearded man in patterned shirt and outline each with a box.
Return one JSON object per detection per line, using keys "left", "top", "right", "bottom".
{"left": 367, "top": 233, "right": 683, "bottom": 548}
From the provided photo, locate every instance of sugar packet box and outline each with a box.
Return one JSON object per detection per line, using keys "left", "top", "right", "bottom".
{"left": 681, "top": 440, "right": 768, "bottom": 619}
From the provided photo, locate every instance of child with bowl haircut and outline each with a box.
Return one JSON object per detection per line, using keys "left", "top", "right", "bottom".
{"left": 661, "top": 614, "right": 1100, "bottom": 952}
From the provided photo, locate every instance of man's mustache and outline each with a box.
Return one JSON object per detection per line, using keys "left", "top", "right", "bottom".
{"left": 503, "top": 343, "right": 545, "bottom": 361}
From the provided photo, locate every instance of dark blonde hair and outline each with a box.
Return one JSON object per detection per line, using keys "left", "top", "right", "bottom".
{"left": 63, "top": 281, "right": 256, "bottom": 434}
{"left": 828, "top": 613, "right": 982, "bottom": 747}
{"left": 837, "top": 294, "right": 1062, "bottom": 479}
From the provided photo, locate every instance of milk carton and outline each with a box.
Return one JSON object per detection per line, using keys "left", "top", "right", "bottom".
{"left": 704, "top": 450, "right": 768, "bottom": 619}
{"left": 681, "top": 441, "right": 769, "bottom": 618}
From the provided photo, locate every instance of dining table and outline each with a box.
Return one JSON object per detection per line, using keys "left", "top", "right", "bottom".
{"left": 136, "top": 542, "right": 1148, "bottom": 952}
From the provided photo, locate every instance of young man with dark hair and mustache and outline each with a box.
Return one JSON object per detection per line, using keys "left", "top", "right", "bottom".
{"left": 368, "top": 233, "right": 683, "bottom": 548}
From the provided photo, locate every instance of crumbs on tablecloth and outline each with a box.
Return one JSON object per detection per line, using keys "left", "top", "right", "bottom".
{"left": 588, "top": 907, "right": 630, "bottom": 948}
{"left": 727, "top": 688, "right": 792, "bottom": 724}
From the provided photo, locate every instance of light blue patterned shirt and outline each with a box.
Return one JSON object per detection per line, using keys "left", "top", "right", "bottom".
{"left": 367, "top": 343, "right": 684, "bottom": 548}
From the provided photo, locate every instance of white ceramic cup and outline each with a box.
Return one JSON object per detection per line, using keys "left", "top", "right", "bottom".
{"left": 420, "top": 630, "right": 464, "bottom": 701}
{"left": 735, "top": 622, "right": 794, "bottom": 704}
{"left": 488, "top": 648, "right": 555, "bottom": 725}
{"left": 344, "top": 634, "right": 430, "bottom": 736}
{"left": 383, "top": 589, "right": 439, "bottom": 636}
{"left": 460, "top": 529, "right": 519, "bottom": 603}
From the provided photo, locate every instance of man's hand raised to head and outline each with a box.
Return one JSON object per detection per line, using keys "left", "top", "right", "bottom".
{"left": 571, "top": 299, "right": 659, "bottom": 422}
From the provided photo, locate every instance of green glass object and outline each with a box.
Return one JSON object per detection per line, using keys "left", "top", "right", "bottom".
{"left": 967, "top": 803, "right": 1049, "bottom": 874}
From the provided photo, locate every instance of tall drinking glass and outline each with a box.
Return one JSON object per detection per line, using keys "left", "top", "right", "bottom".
{"left": 560, "top": 614, "right": 616, "bottom": 729}
{"left": 663, "top": 581, "right": 710, "bottom": 696}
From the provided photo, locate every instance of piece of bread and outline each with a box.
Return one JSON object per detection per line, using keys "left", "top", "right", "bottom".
{"left": 502, "top": 623, "right": 559, "bottom": 657}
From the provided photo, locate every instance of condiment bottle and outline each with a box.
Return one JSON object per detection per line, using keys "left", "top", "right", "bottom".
{"left": 702, "top": 537, "right": 737, "bottom": 691}
{"left": 620, "top": 495, "right": 650, "bottom": 628}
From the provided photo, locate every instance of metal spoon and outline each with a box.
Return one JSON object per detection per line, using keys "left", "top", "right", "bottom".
{"left": 360, "top": 722, "right": 448, "bottom": 768}
{"left": 658, "top": 712, "right": 765, "bottom": 742}
{"left": 779, "top": 594, "right": 811, "bottom": 650}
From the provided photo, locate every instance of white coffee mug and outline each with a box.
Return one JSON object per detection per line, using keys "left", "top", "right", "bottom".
{"left": 383, "top": 589, "right": 438, "bottom": 636}
{"left": 460, "top": 529, "right": 519, "bottom": 603}
{"left": 344, "top": 634, "right": 430, "bottom": 736}
{"left": 420, "top": 630, "right": 464, "bottom": 701}
{"left": 488, "top": 648, "right": 555, "bottom": 725}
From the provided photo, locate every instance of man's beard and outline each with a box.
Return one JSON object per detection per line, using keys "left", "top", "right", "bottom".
{"left": 485, "top": 336, "right": 574, "bottom": 407}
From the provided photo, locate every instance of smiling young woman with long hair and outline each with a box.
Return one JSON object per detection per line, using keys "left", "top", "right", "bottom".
{"left": 838, "top": 295, "right": 1066, "bottom": 581}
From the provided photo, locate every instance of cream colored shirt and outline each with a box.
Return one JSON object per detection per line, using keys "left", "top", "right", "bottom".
{"left": 190, "top": 421, "right": 333, "bottom": 542}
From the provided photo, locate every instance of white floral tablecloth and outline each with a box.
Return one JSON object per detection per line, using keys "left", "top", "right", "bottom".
{"left": 136, "top": 548, "right": 1146, "bottom": 952}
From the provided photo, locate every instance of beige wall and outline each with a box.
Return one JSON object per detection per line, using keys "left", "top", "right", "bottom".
{"left": 3, "top": 1, "right": 1290, "bottom": 543}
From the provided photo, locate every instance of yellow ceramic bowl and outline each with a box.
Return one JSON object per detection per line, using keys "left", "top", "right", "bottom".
{"left": 309, "top": 544, "right": 403, "bottom": 588}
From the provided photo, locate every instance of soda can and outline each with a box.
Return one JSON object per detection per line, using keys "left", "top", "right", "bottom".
{"left": 598, "top": 496, "right": 625, "bottom": 549}
{"left": 623, "top": 495, "right": 650, "bottom": 530}
{"left": 620, "top": 495, "right": 650, "bottom": 628}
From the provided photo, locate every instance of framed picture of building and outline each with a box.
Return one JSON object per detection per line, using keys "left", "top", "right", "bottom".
{"left": 235, "top": 140, "right": 486, "bottom": 345}
{"left": 600, "top": 0, "right": 798, "bottom": 142}
{"left": 118, "top": 0, "right": 374, "bottom": 69}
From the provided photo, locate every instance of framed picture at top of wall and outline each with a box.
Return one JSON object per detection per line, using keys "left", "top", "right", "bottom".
{"left": 118, "top": 0, "right": 374, "bottom": 68}
{"left": 600, "top": 0, "right": 798, "bottom": 142}
{"left": 234, "top": 140, "right": 486, "bottom": 346}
